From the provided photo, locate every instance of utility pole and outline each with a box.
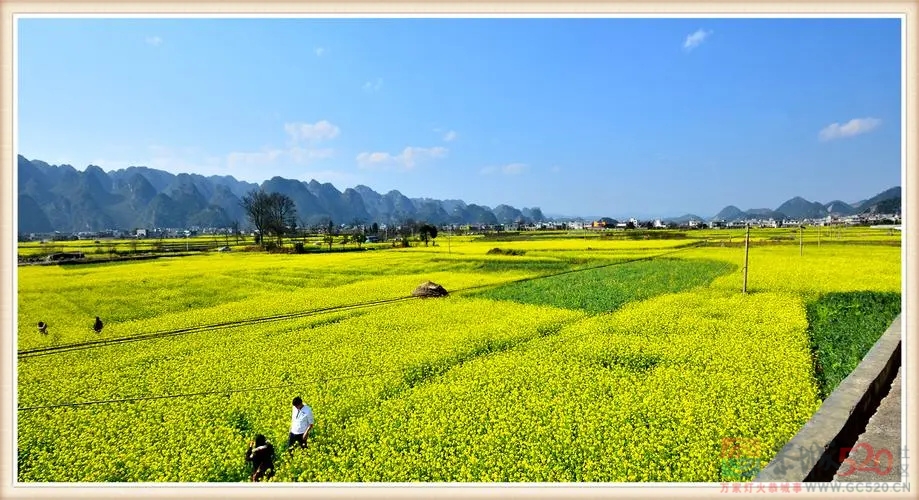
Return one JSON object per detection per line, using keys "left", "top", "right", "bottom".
{"left": 799, "top": 224, "right": 803, "bottom": 256}
{"left": 743, "top": 223, "right": 750, "bottom": 294}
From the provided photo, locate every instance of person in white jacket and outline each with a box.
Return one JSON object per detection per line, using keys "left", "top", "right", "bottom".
{"left": 287, "top": 396, "right": 314, "bottom": 453}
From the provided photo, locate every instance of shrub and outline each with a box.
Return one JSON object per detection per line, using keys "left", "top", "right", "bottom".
{"left": 486, "top": 248, "right": 527, "bottom": 256}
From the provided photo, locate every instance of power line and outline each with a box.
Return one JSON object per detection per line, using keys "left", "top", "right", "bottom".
{"left": 18, "top": 298, "right": 602, "bottom": 413}
{"left": 18, "top": 296, "right": 414, "bottom": 359}
{"left": 17, "top": 369, "right": 404, "bottom": 412}
{"left": 17, "top": 239, "right": 716, "bottom": 413}
{"left": 18, "top": 240, "right": 712, "bottom": 360}
{"left": 18, "top": 310, "right": 583, "bottom": 412}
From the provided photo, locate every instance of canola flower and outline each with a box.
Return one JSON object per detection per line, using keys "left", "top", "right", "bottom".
{"left": 17, "top": 251, "right": 559, "bottom": 351}
{"left": 679, "top": 245, "right": 901, "bottom": 297}
{"left": 17, "top": 298, "right": 583, "bottom": 481}
{"left": 285, "top": 290, "right": 822, "bottom": 482}
{"left": 15, "top": 235, "right": 901, "bottom": 482}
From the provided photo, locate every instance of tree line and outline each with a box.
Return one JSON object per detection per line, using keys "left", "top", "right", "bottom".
{"left": 240, "top": 189, "right": 440, "bottom": 250}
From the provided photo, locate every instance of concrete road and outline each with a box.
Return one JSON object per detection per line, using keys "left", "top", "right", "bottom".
{"left": 832, "top": 367, "right": 903, "bottom": 482}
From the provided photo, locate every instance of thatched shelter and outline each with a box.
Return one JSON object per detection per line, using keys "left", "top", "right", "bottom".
{"left": 412, "top": 281, "right": 448, "bottom": 298}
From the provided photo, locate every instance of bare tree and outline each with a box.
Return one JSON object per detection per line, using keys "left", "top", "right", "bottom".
{"left": 241, "top": 189, "right": 272, "bottom": 248}
{"left": 266, "top": 192, "right": 298, "bottom": 247}
{"left": 241, "top": 189, "right": 298, "bottom": 249}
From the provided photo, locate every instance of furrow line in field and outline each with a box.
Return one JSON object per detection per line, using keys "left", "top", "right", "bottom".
{"left": 16, "top": 368, "right": 406, "bottom": 412}
{"left": 18, "top": 316, "right": 584, "bottom": 412}
{"left": 17, "top": 241, "right": 709, "bottom": 359}
{"left": 17, "top": 296, "right": 415, "bottom": 358}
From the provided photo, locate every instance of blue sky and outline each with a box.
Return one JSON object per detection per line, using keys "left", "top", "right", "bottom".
{"left": 17, "top": 17, "right": 901, "bottom": 218}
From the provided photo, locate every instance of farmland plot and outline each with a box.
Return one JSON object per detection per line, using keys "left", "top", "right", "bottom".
{"left": 16, "top": 236, "right": 901, "bottom": 482}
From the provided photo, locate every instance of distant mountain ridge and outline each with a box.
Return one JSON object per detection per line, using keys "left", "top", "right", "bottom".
{"left": 710, "top": 187, "right": 901, "bottom": 222}
{"left": 663, "top": 214, "right": 705, "bottom": 224}
{"left": 17, "top": 155, "right": 902, "bottom": 233}
{"left": 16, "top": 155, "right": 549, "bottom": 233}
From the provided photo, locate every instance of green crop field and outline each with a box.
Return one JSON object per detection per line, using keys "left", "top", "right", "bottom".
{"left": 15, "top": 230, "right": 901, "bottom": 482}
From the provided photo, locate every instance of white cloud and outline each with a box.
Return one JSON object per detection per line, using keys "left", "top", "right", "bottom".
{"left": 227, "top": 127, "right": 337, "bottom": 168}
{"left": 314, "top": 47, "right": 326, "bottom": 56}
{"left": 221, "top": 122, "right": 340, "bottom": 175}
{"left": 357, "top": 152, "right": 393, "bottom": 164}
{"left": 145, "top": 36, "right": 163, "bottom": 46}
{"left": 300, "top": 169, "right": 363, "bottom": 186}
{"left": 121, "top": 137, "right": 337, "bottom": 183}
{"left": 818, "top": 117, "right": 882, "bottom": 142}
{"left": 502, "top": 163, "right": 527, "bottom": 175}
{"left": 226, "top": 149, "right": 284, "bottom": 170}
{"left": 289, "top": 147, "right": 334, "bottom": 162}
{"left": 363, "top": 77, "right": 383, "bottom": 92}
{"left": 442, "top": 130, "right": 458, "bottom": 142}
{"left": 284, "top": 120, "right": 341, "bottom": 143}
{"left": 683, "top": 29, "right": 712, "bottom": 51}
{"left": 402, "top": 146, "right": 447, "bottom": 167}
{"left": 223, "top": 145, "right": 336, "bottom": 178}
{"left": 481, "top": 163, "right": 528, "bottom": 176}
{"left": 356, "top": 146, "right": 448, "bottom": 171}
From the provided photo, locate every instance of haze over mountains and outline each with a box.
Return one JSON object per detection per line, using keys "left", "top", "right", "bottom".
{"left": 640, "top": 188, "right": 900, "bottom": 225}
{"left": 16, "top": 156, "right": 546, "bottom": 233}
{"left": 701, "top": 186, "right": 901, "bottom": 222}
{"left": 16, "top": 156, "right": 901, "bottom": 234}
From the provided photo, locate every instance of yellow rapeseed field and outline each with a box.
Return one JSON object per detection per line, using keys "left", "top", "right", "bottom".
{"left": 15, "top": 231, "right": 901, "bottom": 482}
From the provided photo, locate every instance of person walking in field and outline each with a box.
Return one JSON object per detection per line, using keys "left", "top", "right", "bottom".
{"left": 93, "top": 316, "right": 103, "bottom": 333}
{"left": 288, "top": 396, "right": 314, "bottom": 453}
{"left": 37, "top": 321, "right": 47, "bottom": 334}
{"left": 244, "top": 434, "right": 275, "bottom": 482}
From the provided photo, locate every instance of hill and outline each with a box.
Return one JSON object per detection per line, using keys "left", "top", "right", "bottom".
{"left": 823, "top": 200, "right": 856, "bottom": 216}
{"left": 663, "top": 214, "right": 705, "bottom": 224}
{"left": 16, "top": 155, "right": 548, "bottom": 233}
{"left": 855, "top": 187, "right": 901, "bottom": 214}
{"left": 709, "top": 186, "right": 899, "bottom": 222}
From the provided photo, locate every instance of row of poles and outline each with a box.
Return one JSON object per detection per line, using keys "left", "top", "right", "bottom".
{"left": 742, "top": 224, "right": 815, "bottom": 294}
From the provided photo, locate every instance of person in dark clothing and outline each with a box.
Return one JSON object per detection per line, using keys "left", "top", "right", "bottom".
{"left": 37, "top": 321, "right": 47, "bottom": 334}
{"left": 93, "top": 316, "right": 103, "bottom": 333}
{"left": 244, "top": 434, "right": 275, "bottom": 482}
